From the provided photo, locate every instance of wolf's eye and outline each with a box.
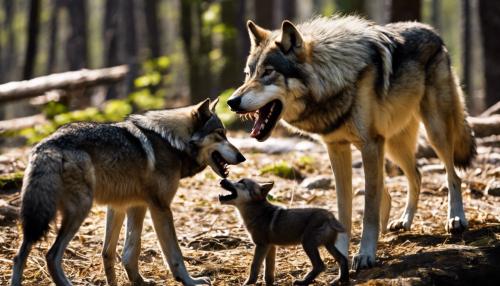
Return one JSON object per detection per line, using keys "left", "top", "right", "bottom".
{"left": 262, "top": 68, "right": 275, "bottom": 77}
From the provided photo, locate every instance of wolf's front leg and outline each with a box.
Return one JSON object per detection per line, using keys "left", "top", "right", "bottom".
{"left": 264, "top": 246, "right": 276, "bottom": 285}
{"left": 326, "top": 142, "right": 352, "bottom": 260}
{"left": 245, "top": 244, "right": 271, "bottom": 285}
{"left": 149, "top": 206, "right": 211, "bottom": 286}
{"left": 353, "top": 138, "right": 385, "bottom": 270}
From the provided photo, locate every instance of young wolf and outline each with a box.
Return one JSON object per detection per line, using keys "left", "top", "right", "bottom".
{"left": 227, "top": 15, "right": 476, "bottom": 269}
{"left": 219, "top": 178, "right": 349, "bottom": 285}
{"left": 11, "top": 98, "right": 246, "bottom": 286}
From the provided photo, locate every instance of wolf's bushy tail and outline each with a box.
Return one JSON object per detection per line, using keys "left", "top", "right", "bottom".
{"left": 451, "top": 75, "right": 477, "bottom": 169}
{"left": 20, "top": 146, "right": 63, "bottom": 243}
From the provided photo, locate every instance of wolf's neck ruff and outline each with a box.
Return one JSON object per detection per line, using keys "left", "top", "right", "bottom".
{"left": 286, "top": 87, "right": 355, "bottom": 135}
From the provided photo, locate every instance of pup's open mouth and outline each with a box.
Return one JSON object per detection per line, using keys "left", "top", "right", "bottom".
{"left": 219, "top": 179, "right": 237, "bottom": 202}
{"left": 249, "top": 100, "right": 283, "bottom": 141}
{"left": 212, "top": 151, "right": 229, "bottom": 178}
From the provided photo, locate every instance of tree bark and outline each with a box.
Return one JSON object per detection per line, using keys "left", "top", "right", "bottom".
{"left": 255, "top": 0, "right": 275, "bottom": 29}
{"left": 479, "top": 0, "right": 500, "bottom": 108}
{"left": 46, "top": 0, "right": 61, "bottom": 74}
{"left": 103, "top": 0, "right": 120, "bottom": 99}
{"left": 389, "top": 0, "right": 421, "bottom": 22}
{"left": 122, "top": 0, "right": 139, "bottom": 95}
{"left": 23, "top": 0, "right": 41, "bottom": 80}
{"left": 144, "top": 0, "right": 162, "bottom": 58}
{"left": 462, "top": 0, "right": 473, "bottom": 109}
{"left": 65, "top": 0, "right": 88, "bottom": 70}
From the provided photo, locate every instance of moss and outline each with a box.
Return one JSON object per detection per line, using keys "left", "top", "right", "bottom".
{"left": 260, "top": 161, "right": 303, "bottom": 180}
{"left": 0, "top": 171, "right": 24, "bottom": 193}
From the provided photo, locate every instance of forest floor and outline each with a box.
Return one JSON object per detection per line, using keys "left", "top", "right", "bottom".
{"left": 0, "top": 132, "right": 499, "bottom": 285}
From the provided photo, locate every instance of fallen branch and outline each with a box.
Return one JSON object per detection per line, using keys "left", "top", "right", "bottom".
{"left": 0, "top": 65, "right": 128, "bottom": 104}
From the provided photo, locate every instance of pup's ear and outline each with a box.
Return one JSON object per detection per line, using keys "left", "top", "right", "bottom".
{"left": 260, "top": 181, "right": 274, "bottom": 197}
{"left": 276, "top": 20, "right": 304, "bottom": 55}
{"left": 194, "top": 98, "right": 211, "bottom": 121}
{"left": 209, "top": 97, "right": 219, "bottom": 113}
{"left": 247, "top": 20, "right": 270, "bottom": 48}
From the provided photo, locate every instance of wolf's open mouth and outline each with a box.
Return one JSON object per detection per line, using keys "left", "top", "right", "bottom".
{"left": 219, "top": 179, "right": 237, "bottom": 202}
{"left": 250, "top": 99, "right": 283, "bottom": 141}
{"left": 212, "top": 151, "right": 229, "bottom": 178}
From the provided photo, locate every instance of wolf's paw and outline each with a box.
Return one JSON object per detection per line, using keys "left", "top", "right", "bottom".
{"left": 293, "top": 279, "right": 313, "bottom": 285}
{"left": 352, "top": 253, "right": 376, "bottom": 271}
{"left": 133, "top": 278, "right": 155, "bottom": 286}
{"left": 330, "top": 277, "right": 350, "bottom": 286}
{"left": 445, "top": 216, "right": 467, "bottom": 236}
{"left": 243, "top": 278, "right": 258, "bottom": 285}
{"left": 388, "top": 219, "right": 411, "bottom": 232}
{"left": 181, "top": 276, "right": 211, "bottom": 286}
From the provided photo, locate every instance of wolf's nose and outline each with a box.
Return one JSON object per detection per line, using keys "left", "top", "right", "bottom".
{"left": 236, "top": 152, "right": 246, "bottom": 163}
{"left": 227, "top": 97, "right": 241, "bottom": 110}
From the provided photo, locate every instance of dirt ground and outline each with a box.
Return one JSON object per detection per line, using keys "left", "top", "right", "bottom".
{"left": 0, "top": 132, "right": 499, "bottom": 285}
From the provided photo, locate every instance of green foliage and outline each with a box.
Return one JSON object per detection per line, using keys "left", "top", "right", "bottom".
{"left": 0, "top": 171, "right": 24, "bottom": 191}
{"left": 260, "top": 161, "right": 301, "bottom": 180}
{"left": 43, "top": 101, "right": 68, "bottom": 118}
{"left": 215, "top": 88, "right": 237, "bottom": 127}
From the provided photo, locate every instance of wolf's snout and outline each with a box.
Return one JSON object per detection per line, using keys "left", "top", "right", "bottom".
{"left": 227, "top": 97, "right": 241, "bottom": 111}
{"left": 236, "top": 152, "right": 246, "bottom": 163}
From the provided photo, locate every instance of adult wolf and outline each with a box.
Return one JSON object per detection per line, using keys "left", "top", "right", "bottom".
{"left": 227, "top": 16, "right": 476, "bottom": 270}
{"left": 11, "top": 98, "right": 245, "bottom": 286}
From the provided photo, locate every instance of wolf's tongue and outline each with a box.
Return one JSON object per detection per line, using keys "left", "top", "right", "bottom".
{"left": 250, "top": 102, "right": 273, "bottom": 138}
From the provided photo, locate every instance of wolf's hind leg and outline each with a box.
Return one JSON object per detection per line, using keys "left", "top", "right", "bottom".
{"left": 386, "top": 119, "right": 421, "bottom": 232}
{"left": 326, "top": 142, "right": 352, "bottom": 260}
{"left": 102, "top": 207, "right": 125, "bottom": 286}
{"left": 325, "top": 242, "right": 349, "bottom": 285}
{"left": 294, "top": 238, "right": 325, "bottom": 285}
{"left": 46, "top": 195, "right": 92, "bottom": 286}
{"left": 421, "top": 111, "right": 467, "bottom": 234}
{"left": 122, "top": 206, "right": 154, "bottom": 285}
{"left": 11, "top": 240, "right": 33, "bottom": 286}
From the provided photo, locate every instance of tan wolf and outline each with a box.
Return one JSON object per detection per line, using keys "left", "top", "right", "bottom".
{"left": 11, "top": 98, "right": 245, "bottom": 286}
{"left": 226, "top": 15, "right": 476, "bottom": 270}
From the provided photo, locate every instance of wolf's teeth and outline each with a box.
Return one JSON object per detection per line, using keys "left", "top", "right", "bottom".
{"left": 265, "top": 119, "right": 269, "bottom": 123}
{"left": 260, "top": 123, "right": 265, "bottom": 130}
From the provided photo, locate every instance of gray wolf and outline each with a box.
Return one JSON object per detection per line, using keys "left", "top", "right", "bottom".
{"left": 219, "top": 178, "right": 349, "bottom": 285}
{"left": 226, "top": 15, "right": 476, "bottom": 270}
{"left": 11, "top": 98, "right": 245, "bottom": 286}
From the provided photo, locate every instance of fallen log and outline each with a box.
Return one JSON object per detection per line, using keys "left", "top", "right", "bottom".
{"left": 0, "top": 65, "right": 128, "bottom": 104}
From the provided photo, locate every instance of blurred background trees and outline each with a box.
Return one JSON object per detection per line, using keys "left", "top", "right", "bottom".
{"left": 0, "top": 0, "right": 498, "bottom": 123}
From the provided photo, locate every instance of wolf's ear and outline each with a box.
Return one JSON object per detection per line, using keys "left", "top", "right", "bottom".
{"left": 276, "top": 20, "right": 304, "bottom": 55}
{"left": 195, "top": 98, "right": 211, "bottom": 121}
{"left": 209, "top": 97, "right": 219, "bottom": 113}
{"left": 260, "top": 181, "right": 274, "bottom": 196}
{"left": 247, "top": 20, "right": 270, "bottom": 48}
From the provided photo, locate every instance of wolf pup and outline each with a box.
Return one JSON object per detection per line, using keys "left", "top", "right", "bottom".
{"left": 227, "top": 15, "right": 476, "bottom": 270}
{"left": 11, "top": 98, "right": 245, "bottom": 286}
{"left": 219, "top": 178, "right": 349, "bottom": 285}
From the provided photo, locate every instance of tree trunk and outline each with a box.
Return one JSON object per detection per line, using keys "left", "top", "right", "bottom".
{"left": 122, "top": 0, "right": 139, "bottom": 95}
{"left": 46, "top": 0, "right": 61, "bottom": 74}
{"left": 1, "top": 0, "right": 15, "bottom": 88}
{"left": 389, "top": 0, "right": 421, "bottom": 22}
{"left": 220, "top": 0, "right": 244, "bottom": 93}
{"left": 144, "top": 0, "right": 161, "bottom": 58}
{"left": 479, "top": 0, "right": 500, "bottom": 108}
{"left": 23, "top": 0, "right": 41, "bottom": 80}
{"left": 336, "top": 0, "right": 366, "bottom": 16}
{"left": 431, "top": 0, "right": 441, "bottom": 31}
{"left": 255, "top": 0, "right": 275, "bottom": 29}
{"left": 103, "top": 0, "right": 120, "bottom": 99}
{"left": 462, "top": 0, "right": 473, "bottom": 109}
{"left": 65, "top": 0, "right": 88, "bottom": 70}
{"left": 180, "top": 0, "right": 212, "bottom": 103}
